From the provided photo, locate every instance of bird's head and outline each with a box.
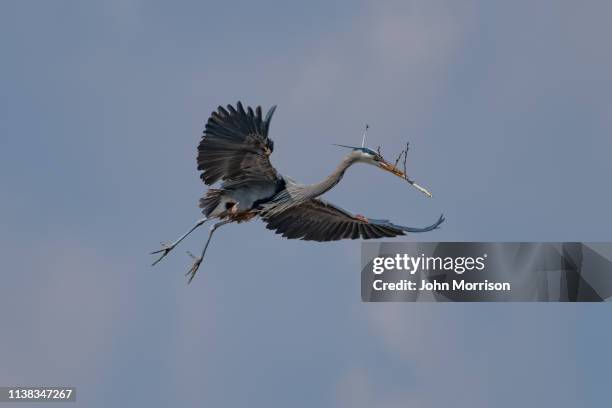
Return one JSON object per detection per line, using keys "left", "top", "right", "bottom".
{"left": 334, "top": 143, "right": 433, "bottom": 198}
{"left": 336, "top": 145, "right": 406, "bottom": 178}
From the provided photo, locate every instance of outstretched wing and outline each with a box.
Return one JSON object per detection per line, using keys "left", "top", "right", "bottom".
{"left": 198, "top": 102, "right": 281, "bottom": 187}
{"left": 263, "top": 199, "right": 444, "bottom": 241}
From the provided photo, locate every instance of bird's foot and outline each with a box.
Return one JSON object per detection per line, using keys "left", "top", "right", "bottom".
{"left": 151, "top": 242, "right": 175, "bottom": 266}
{"left": 185, "top": 251, "right": 202, "bottom": 284}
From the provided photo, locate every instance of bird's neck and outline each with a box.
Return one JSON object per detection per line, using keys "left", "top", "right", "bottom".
{"left": 306, "top": 155, "right": 356, "bottom": 198}
{"left": 263, "top": 156, "right": 356, "bottom": 216}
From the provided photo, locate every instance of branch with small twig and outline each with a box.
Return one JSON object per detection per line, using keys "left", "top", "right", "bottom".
{"left": 379, "top": 142, "right": 433, "bottom": 198}
{"left": 391, "top": 142, "right": 410, "bottom": 172}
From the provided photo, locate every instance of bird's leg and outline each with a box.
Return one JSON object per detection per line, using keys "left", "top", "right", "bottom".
{"left": 185, "top": 219, "right": 232, "bottom": 284}
{"left": 151, "top": 217, "right": 208, "bottom": 266}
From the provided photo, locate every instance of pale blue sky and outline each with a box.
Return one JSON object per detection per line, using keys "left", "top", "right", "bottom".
{"left": 1, "top": 1, "right": 611, "bottom": 407}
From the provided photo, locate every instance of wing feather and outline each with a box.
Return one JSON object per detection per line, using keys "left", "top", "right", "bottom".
{"left": 198, "top": 102, "right": 281, "bottom": 188}
{"left": 263, "top": 199, "right": 444, "bottom": 242}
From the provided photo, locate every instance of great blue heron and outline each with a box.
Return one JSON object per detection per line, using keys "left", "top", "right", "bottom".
{"left": 152, "top": 102, "right": 444, "bottom": 282}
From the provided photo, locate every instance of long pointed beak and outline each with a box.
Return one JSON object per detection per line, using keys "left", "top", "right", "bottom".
{"left": 378, "top": 161, "right": 433, "bottom": 198}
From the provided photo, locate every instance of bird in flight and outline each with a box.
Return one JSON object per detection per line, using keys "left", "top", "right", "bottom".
{"left": 152, "top": 102, "right": 444, "bottom": 282}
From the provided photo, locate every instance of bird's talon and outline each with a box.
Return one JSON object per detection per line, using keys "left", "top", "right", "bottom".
{"left": 151, "top": 243, "right": 175, "bottom": 266}
{"left": 151, "top": 242, "right": 172, "bottom": 254}
{"left": 185, "top": 256, "right": 202, "bottom": 283}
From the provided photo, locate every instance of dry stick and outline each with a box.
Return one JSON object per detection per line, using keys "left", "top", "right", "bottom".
{"left": 382, "top": 142, "right": 432, "bottom": 197}
{"left": 393, "top": 148, "right": 404, "bottom": 170}
{"left": 400, "top": 141, "right": 433, "bottom": 198}
{"left": 402, "top": 142, "right": 409, "bottom": 178}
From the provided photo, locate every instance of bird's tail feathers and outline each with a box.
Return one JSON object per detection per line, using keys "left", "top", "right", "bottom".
{"left": 199, "top": 189, "right": 224, "bottom": 217}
